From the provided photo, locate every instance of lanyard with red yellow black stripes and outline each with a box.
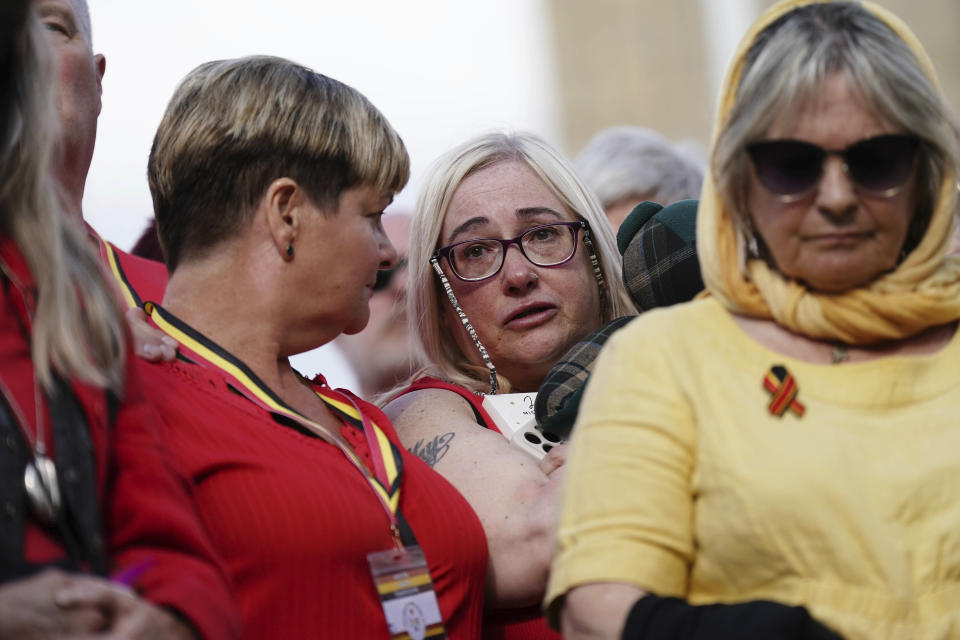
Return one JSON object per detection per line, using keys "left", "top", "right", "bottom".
{"left": 91, "top": 229, "right": 142, "bottom": 310}
{"left": 145, "top": 301, "right": 410, "bottom": 546}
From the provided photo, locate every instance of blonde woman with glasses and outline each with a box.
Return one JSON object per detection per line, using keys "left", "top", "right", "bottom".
{"left": 384, "top": 131, "right": 635, "bottom": 638}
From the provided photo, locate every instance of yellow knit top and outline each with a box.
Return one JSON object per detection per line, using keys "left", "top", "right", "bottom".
{"left": 548, "top": 297, "right": 960, "bottom": 639}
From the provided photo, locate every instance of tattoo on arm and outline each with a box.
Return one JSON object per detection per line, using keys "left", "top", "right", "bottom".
{"left": 408, "top": 432, "right": 455, "bottom": 468}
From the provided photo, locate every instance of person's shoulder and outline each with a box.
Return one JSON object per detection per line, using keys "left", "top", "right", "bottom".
{"left": 404, "top": 375, "right": 477, "bottom": 395}
{"left": 386, "top": 382, "right": 476, "bottom": 416}
{"left": 134, "top": 355, "right": 214, "bottom": 405}
{"left": 383, "top": 378, "right": 483, "bottom": 435}
{"left": 618, "top": 295, "right": 725, "bottom": 340}
{"left": 320, "top": 384, "right": 406, "bottom": 444}
{"left": 388, "top": 376, "right": 480, "bottom": 410}
{"left": 596, "top": 297, "right": 736, "bottom": 375}
{"left": 108, "top": 243, "right": 166, "bottom": 283}
{"left": 105, "top": 241, "right": 168, "bottom": 305}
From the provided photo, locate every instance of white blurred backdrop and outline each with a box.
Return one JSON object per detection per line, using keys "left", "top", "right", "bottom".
{"left": 85, "top": 0, "right": 561, "bottom": 388}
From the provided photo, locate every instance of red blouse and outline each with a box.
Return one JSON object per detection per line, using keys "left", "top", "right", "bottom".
{"left": 0, "top": 238, "right": 239, "bottom": 640}
{"left": 137, "top": 348, "right": 489, "bottom": 638}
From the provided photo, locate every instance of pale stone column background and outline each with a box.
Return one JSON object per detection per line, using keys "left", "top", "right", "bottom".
{"left": 548, "top": 0, "right": 960, "bottom": 156}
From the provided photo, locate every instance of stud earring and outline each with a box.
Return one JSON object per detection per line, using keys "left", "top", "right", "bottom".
{"left": 286, "top": 244, "right": 294, "bottom": 257}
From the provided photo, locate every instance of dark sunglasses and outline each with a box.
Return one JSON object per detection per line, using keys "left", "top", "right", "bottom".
{"left": 746, "top": 134, "right": 920, "bottom": 201}
{"left": 373, "top": 256, "right": 407, "bottom": 292}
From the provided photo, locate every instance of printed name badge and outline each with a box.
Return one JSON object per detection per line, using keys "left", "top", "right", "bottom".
{"left": 368, "top": 545, "right": 446, "bottom": 640}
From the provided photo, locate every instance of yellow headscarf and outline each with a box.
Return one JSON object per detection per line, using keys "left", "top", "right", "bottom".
{"left": 697, "top": 0, "right": 960, "bottom": 344}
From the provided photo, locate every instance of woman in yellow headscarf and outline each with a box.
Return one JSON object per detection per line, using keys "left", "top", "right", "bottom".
{"left": 546, "top": 1, "right": 960, "bottom": 638}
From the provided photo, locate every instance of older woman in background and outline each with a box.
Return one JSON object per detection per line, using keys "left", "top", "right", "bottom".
{"left": 0, "top": 3, "right": 236, "bottom": 638}
{"left": 384, "top": 132, "right": 635, "bottom": 638}
{"left": 575, "top": 126, "right": 704, "bottom": 230}
{"left": 550, "top": 1, "right": 960, "bottom": 639}
{"left": 138, "top": 56, "right": 488, "bottom": 638}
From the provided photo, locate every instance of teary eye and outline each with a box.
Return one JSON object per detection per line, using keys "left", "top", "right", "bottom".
{"left": 529, "top": 226, "right": 559, "bottom": 241}
{"left": 462, "top": 243, "right": 492, "bottom": 260}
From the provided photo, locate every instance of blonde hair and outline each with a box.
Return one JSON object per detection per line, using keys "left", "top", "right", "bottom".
{"left": 148, "top": 56, "right": 409, "bottom": 271}
{"left": 405, "top": 131, "right": 635, "bottom": 394}
{"left": 0, "top": 8, "right": 125, "bottom": 393}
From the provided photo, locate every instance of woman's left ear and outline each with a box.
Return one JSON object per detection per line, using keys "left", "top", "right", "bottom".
{"left": 264, "top": 177, "right": 303, "bottom": 261}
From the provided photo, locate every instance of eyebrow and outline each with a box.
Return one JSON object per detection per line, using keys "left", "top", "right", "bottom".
{"left": 517, "top": 207, "right": 565, "bottom": 220}
{"left": 445, "top": 216, "right": 489, "bottom": 245}
{"left": 444, "top": 207, "right": 565, "bottom": 245}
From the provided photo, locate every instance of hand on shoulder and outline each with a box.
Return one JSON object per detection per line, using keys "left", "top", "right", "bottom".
{"left": 126, "top": 307, "right": 178, "bottom": 362}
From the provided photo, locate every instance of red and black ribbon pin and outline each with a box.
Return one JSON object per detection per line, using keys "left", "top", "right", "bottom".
{"left": 763, "top": 365, "right": 805, "bottom": 418}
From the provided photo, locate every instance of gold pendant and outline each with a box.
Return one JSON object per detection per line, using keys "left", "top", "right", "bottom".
{"left": 24, "top": 453, "right": 61, "bottom": 524}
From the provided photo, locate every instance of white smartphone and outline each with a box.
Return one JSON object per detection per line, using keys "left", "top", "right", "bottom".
{"left": 481, "top": 393, "right": 563, "bottom": 460}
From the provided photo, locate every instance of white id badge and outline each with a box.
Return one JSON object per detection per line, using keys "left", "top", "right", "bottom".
{"left": 367, "top": 545, "right": 447, "bottom": 640}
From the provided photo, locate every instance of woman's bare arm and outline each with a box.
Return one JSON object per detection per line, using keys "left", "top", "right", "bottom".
{"left": 384, "top": 388, "right": 566, "bottom": 607}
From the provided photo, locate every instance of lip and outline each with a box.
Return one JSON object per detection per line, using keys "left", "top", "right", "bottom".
{"left": 805, "top": 231, "right": 874, "bottom": 246}
{"left": 503, "top": 302, "right": 558, "bottom": 329}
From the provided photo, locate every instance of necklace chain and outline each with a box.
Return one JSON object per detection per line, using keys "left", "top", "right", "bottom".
{"left": 0, "top": 378, "right": 44, "bottom": 453}
{"left": 0, "top": 257, "right": 45, "bottom": 453}
{"left": 0, "top": 256, "right": 59, "bottom": 522}
{"left": 830, "top": 343, "right": 850, "bottom": 364}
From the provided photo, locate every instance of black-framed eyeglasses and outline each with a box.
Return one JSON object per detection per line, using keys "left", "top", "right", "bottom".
{"left": 373, "top": 256, "right": 408, "bottom": 292}
{"left": 746, "top": 134, "right": 920, "bottom": 202}
{"left": 433, "top": 221, "right": 587, "bottom": 282}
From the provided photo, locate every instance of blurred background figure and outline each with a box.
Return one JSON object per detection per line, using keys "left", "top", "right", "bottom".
{"left": 574, "top": 125, "right": 704, "bottom": 230}
{"left": 335, "top": 212, "right": 421, "bottom": 398}
{"left": 0, "top": 2, "right": 237, "bottom": 638}
{"left": 130, "top": 219, "right": 164, "bottom": 262}
{"left": 33, "top": 0, "right": 174, "bottom": 365}
{"left": 34, "top": 0, "right": 153, "bottom": 280}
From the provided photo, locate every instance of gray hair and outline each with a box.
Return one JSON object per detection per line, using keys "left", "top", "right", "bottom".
{"left": 713, "top": 1, "right": 960, "bottom": 256}
{"left": 71, "top": 0, "right": 93, "bottom": 49}
{"left": 405, "top": 131, "right": 635, "bottom": 394}
{"left": 575, "top": 126, "right": 704, "bottom": 208}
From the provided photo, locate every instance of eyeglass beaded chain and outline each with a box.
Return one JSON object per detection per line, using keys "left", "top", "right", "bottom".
{"left": 430, "top": 256, "right": 500, "bottom": 395}
{"left": 582, "top": 228, "right": 606, "bottom": 301}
